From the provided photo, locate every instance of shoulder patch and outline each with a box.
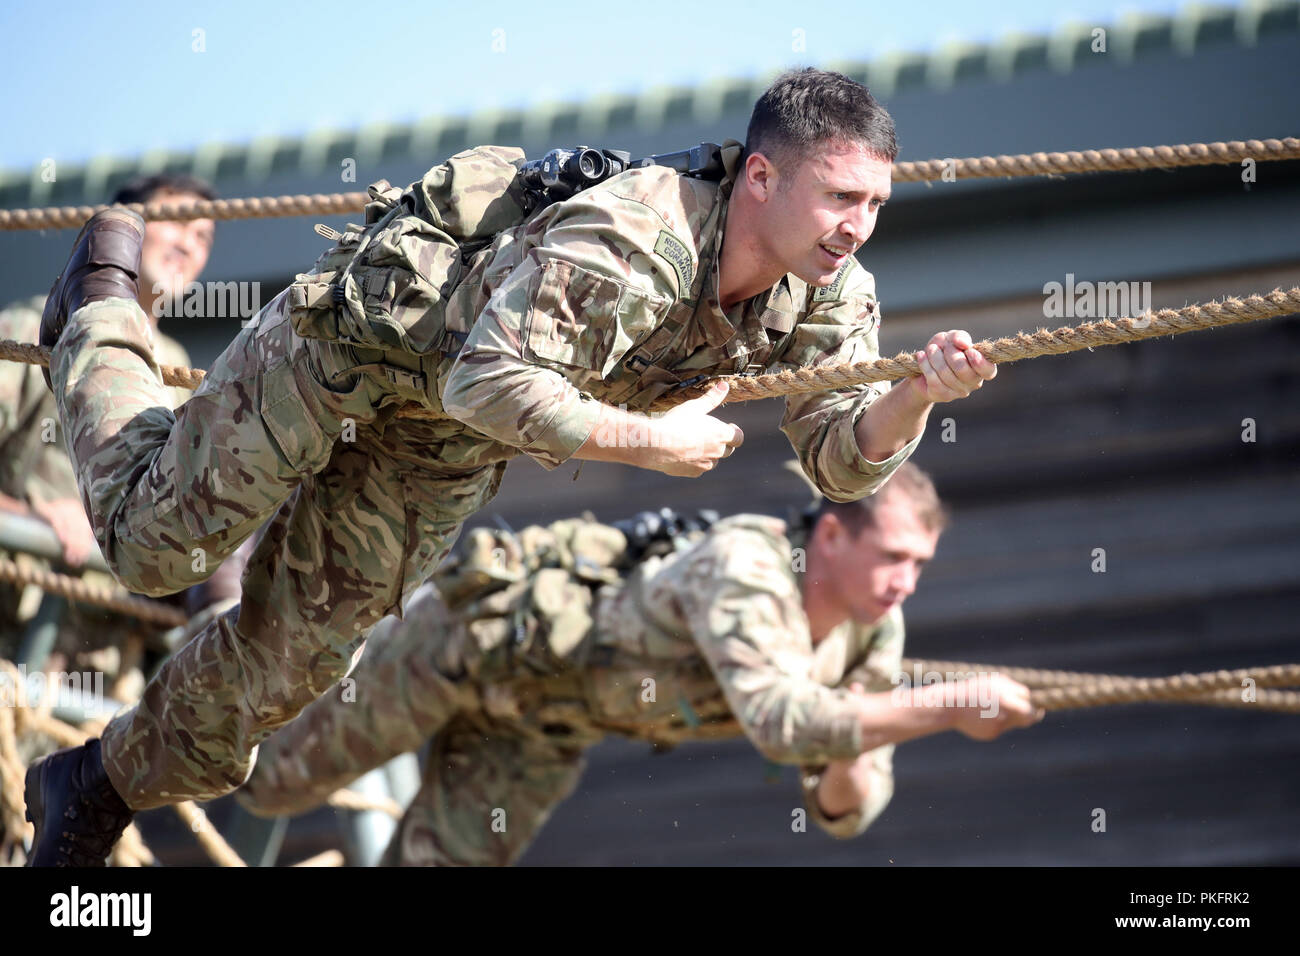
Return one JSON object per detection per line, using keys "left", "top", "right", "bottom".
{"left": 811, "top": 257, "right": 856, "bottom": 303}
{"left": 654, "top": 230, "right": 695, "bottom": 295}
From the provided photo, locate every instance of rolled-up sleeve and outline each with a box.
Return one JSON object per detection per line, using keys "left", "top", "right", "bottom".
{"left": 801, "top": 745, "right": 895, "bottom": 839}
{"left": 687, "top": 529, "right": 865, "bottom": 765}
{"left": 777, "top": 266, "right": 918, "bottom": 503}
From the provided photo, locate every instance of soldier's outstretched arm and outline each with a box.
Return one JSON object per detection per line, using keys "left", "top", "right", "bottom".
{"left": 852, "top": 329, "right": 997, "bottom": 459}
{"left": 803, "top": 675, "right": 1044, "bottom": 839}
{"left": 441, "top": 289, "right": 741, "bottom": 477}
{"left": 442, "top": 182, "right": 744, "bottom": 477}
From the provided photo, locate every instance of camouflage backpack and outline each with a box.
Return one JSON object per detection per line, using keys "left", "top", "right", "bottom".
{"left": 432, "top": 517, "right": 627, "bottom": 678}
{"left": 432, "top": 510, "right": 717, "bottom": 679}
{"left": 285, "top": 145, "right": 537, "bottom": 363}
{"left": 283, "top": 141, "right": 737, "bottom": 388}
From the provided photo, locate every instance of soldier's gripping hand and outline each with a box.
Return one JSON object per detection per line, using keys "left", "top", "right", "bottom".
{"left": 651, "top": 382, "right": 745, "bottom": 476}
{"left": 950, "top": 674, "right": 1046, "bottom": 741}
{"left": 577, "top": 382, "right": 744, "bottom": 477}
{"left": 908, "top": 330, "right": 997, "bottom": 403}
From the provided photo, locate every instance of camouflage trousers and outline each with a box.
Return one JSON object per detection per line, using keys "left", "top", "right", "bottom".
{"left": 50, "top": 293, "right": 510, "bottom": 810}
{"left": 238, "top": 584, "right": 602, "bottom": 866}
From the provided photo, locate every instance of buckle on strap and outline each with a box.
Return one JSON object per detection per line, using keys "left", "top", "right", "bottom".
{"left": 669, "top": 374, "right": 710, "bottom": 392}
{"left": 382, "top": 365, "right": 426, "bottom": 393}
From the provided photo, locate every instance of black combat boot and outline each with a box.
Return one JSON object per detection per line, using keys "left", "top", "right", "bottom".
{"left": 24, "top": 738, "right": 134, "bottom": 867}
{"left": 39, "top": 206, "right": 145, "bottom": 390}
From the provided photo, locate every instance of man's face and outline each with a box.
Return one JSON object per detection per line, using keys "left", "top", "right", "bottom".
{"left": 750, "top": 141, "right": 892, "bottom": 286}
{"left": 827, "top": 495, "right": 939, "bottom": 627}
{"left": 138, "top": 189, "right": 215, "bottom": 303}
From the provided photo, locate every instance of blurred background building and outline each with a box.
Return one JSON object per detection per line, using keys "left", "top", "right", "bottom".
{"left": 1, "top": 0, "right": 1297, "bottom": 864}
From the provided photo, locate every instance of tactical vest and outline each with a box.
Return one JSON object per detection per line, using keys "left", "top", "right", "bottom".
{"left": 431, "top": 517, "right": 629, "bottom": 680}
{"left": 282, "top": 140, "right": 790, "bottom": 416}
{"left": 432, "top": 513, "right": 744, "bottom": 751}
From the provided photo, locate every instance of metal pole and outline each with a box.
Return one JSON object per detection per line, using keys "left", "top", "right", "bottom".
{"left": 15, "top": 594, "right": 68, "bottom": 670}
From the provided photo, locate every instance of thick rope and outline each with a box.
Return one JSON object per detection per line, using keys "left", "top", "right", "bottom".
{"left": 907, "top": 659, "right": 1300, "bottom": 713}
{"left": 3, "top": 285, "right": 1297, "bottom": 423}
{"left": 172, "top": 800, "right": 247, "bottom": 867}
{"left": 1192, "top": 689, "right": 1300, "bottom": 713}
{"left": 0, "top": 554, "right": 188, "bottom": 628}
{"left": 0, "top": 337, "right": 207, "bottom": 390}
{"left": 891, "top": 138, "right": 1300, "bottom": 183}
{"left": 292, "top": 849, "right": 345, "bottom": 866}
{"left": 2, "top": 138, "right": 1295, "bottom": 232}
{"left": 0, "top": 705, "right": 30, "bottom": 853}
{"left": 710, "top": 286, "right": 1300, "bottom": 405}
{"left": 326, "top": 788, "right": 404, "bottom": 819}
{"left": 1025, "top": 664, "right": 1300, "bottom": 711}
{"left": 909, "top": 658, "right": 1131, "bottom": 687}
{"left": 0, "top": 193, "right": 370, "bottom": 232}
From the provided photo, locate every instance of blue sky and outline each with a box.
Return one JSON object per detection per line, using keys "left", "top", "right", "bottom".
{"left": 1, "top": 0, "right": 1220, "bottom": 172}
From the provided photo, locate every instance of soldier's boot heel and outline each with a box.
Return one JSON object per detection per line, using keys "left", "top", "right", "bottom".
{"left": 39, "top": 207, "right": 145, "bottom": 391}
{"left": 24, "top": 738, "right": 134, "bottom": 867}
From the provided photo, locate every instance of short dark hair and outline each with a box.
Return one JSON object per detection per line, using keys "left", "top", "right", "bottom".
{"left": 742, "top": 67, "right": 899, "bottom": 174}
{"left": 111, "top": 173, "right": 218, "bottom": 206}
{"left": 811, "top": 462, "right": 948, "bottom": 537}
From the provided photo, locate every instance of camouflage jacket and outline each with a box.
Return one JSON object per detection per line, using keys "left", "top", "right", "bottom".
{"left": 454, "top": 513, "right": 904, "bottom": 838}
{"left": 304, "top": 144, "right": 918, "bottom": 502}
{"left": 583, "top": 513, "right": 903, "bottom": 837}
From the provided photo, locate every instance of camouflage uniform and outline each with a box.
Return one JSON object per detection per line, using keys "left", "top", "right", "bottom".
{"left": 0, "top": 294, "right": 190, "bottom": 668}
{"left": 241, "top": 514, "right": 903, "bottom": 865}
{"left": 49, "top": 145, "right": 917, "bottom": 811}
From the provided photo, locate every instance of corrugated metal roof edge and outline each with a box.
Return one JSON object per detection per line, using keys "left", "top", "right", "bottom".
{"left": 3, "top": 0, "right": 1296, "bottom": 204}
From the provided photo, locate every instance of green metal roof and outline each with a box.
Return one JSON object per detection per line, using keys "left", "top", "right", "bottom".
{"left": 3, "top": 0, "right": 1296, "bottom": 207}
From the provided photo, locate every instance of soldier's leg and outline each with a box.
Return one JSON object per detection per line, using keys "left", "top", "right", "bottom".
{"left": 99, "top": 440, "right": 506, "bottom": 810}
{"left": 50, "top": 292, "right": 372, "bottom": 596}
{"left": 378, "top": 716, "right": 590, "bottom": 867}
{"left": 237, "top": 583, "right": 480, "bottom": 817}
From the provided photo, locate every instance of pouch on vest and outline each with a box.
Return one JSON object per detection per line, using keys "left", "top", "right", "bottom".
{"left": 453, "top": 571, "right": 594, "bottom": 680}
{"left": 435, "top": 518, "right": 627, "bottom": 677}
{"left": 284, "top": 145, "right": 532, "bottom": 357}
